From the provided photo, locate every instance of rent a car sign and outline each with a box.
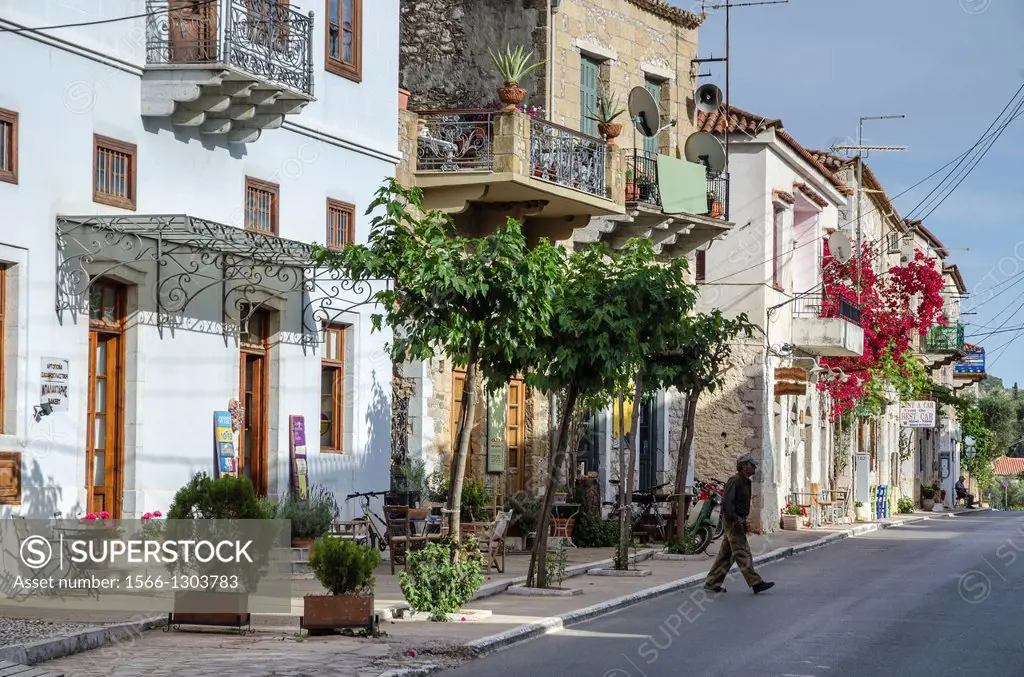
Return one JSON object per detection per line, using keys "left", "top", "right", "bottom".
{"left": 900, "top": 400, "right": 936, "bottom": 428}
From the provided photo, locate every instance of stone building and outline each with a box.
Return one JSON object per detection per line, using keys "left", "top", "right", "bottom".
{"left": 395, "top": 0, "right": 732, "bottom": 506}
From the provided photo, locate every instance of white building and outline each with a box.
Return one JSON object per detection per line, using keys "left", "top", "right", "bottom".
{"left": 691, "top": 105, "right": 861, "bottom": 532}
{"left": 0, "top": 0, "right": 400, "bottom": 518}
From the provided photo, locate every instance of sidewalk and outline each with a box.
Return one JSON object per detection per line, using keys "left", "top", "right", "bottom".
{"left": 29, "top": 511, "right": 975, "bottom": 676}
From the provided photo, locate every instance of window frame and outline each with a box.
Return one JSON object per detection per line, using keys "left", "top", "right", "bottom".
{"left": 93, "top": 134, "right": 137, "bottom": 211}
{"left": 0, "top": 266, "right": 6, "bottom": 434}
{"left": 244, "top": 176, "right": 280, "bottom": 236}
{"left": 326, "top": 198, "right": 356, "bottom": 251}
{"left": 772, "top": 206, "right": 784, "bottom": 291}
{"left": 325, "top": 0, "right": 362, "bottom": 82}
{"left": 0, "top": 109, "right": 18, "bottom": 185}
{"left": 320, "top": 324, "right": 347, "bottom": 453}
{"left": 695, "top": 250, "right": 706, "bottom": 283}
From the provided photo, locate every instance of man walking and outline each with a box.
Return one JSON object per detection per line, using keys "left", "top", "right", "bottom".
{"left": 703, "top": 453, "right": 774, "bottom": 594}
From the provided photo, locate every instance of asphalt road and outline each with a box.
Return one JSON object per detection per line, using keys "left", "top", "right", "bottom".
{"left": 438, "top": 511, "right": 1024, "bottom": 677}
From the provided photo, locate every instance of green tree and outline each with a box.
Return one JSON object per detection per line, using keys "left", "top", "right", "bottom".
{"left": 652, "top": 311, "right": 755, "bottom": 541}
{"left": 314, "top": 179, "right": 564, "bottom": 549}
{"left": 978, "top": 389, "right": 1019, "bottom": 456}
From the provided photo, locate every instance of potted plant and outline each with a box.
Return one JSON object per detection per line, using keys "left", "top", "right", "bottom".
{"left": 637, "top": 173, "right": 655, "bottom": 201}
{"left": 554, "top": 483, "right": 568, "bottom": 504}
{"left": 505, "top": 491, "right": 540, "bottom": 550}
{"left": 586, "top": 94, "right": 626, "bottom": 143}
{"left": 460, "top": 477, "right": 489, "bottom": 524}
{"left": 920, "top": 483, "right": 936, "bottom": 511}
{"left": 625, "top": 169, "right": 639, "bottom": 202}
{"left": 708, "top": 190, "right": 724, "bottom": 218}
{"left": 279, "top": 484, "right": 338, "bottom": 552}
{"left": 854, "top": 501, "right": 869, "bottom": 521}
{"left": 490, "top": 44, "right": 545, "bottom": 111}
{"left": 302, "top": 536, "right": 380, "bottom": 635}
{"left": 781, "top": 503, "right": 805, "bottom": 530}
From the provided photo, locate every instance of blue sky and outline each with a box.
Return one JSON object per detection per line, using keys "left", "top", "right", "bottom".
{"left": 677, "top": 0, "right": 1024, "bottom": 387}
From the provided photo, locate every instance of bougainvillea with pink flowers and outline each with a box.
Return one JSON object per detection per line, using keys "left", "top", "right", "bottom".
{"left": 816, "top": 240, "right": 947, "bottom": 421}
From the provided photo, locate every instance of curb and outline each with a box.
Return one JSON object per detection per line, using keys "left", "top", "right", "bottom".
{"left": 383, "top": 514, "right": 946, "bottom": 676}
{"left": 0, "top": 615, "right": 166, "bottom": 666}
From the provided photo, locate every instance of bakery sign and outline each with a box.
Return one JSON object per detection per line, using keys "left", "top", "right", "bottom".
{"left": 900, "top": 400, "right": 936, "bottom": 428}
{"left": 40, "top": 358, "right": 70, "bottom": 412}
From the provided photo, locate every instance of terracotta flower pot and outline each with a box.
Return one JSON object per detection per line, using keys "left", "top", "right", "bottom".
{"left": 498, "top": 86, "right": 527, "bottom": 111}
{"left": 398, "top": 88, "right": 411, "bottom": 111}
{"left": 710, "top": 201, "right": 724, "bottom": 218}
{"left": 597, "top": 122, "right": 623, "bottom": 142}
{"left": 626, "top": 182, "right": 639, "bottom": 201}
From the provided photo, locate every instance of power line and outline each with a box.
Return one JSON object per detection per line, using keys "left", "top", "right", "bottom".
{"left": 0, "top": 0, "right": 220, "bottom": 34}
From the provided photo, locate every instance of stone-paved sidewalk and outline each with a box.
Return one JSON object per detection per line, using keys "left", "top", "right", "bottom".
{"left": 32, "top": 511, "right": 981, "bottom": 677}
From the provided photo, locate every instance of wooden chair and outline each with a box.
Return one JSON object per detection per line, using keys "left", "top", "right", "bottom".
{"left": 830, "top": 488, "right": 850, "bottom": 523}
{"left": 331, "top": 519, "right": 370, "bottom": 545}
{"left": 383, "top": 506, "right": 427, "bottom": 574}
{"left": 812, "top": 483, "right": 835, "bottom": 527}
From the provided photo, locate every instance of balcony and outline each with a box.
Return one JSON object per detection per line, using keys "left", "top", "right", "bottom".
{"left": 570, "top": 149, "right": 732, "bottom": 260}
{"left": 791, "top": 292, "right": 865, "bottom": 357}
{"left": 954, "top": 345, "right": 986, "bottom": 382}
{"left": 925, "top": 323, "right": 966, "bottom": 352}
{"left": 404, "top": 109, "right": 624, "bottom": 243}
{"left": 142, "top": 0, "right": 315, "bottom": 144}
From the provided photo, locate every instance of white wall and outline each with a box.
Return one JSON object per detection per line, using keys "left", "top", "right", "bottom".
{"left": 0, "top": 0, "right": 400, "bottom": 517}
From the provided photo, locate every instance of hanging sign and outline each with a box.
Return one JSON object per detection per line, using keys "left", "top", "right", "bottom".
{"left": 486, "top": 385, "right": 508, "bottom": 474}
{"left": 40, "top": 358, "right": 70, "bottom": 412}
{"left": 289, "top": 415, "right": 309, "bottom": 501}
{"left": 213, "top": 411, "right": 238, "bottom": 477}
{"left": 900, "top": 400, "right": 936, "bottom": 428}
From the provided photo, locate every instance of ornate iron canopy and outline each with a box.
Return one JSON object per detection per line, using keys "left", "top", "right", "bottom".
{"left": 55, "top": 214, "right": 382, "bottom": 345}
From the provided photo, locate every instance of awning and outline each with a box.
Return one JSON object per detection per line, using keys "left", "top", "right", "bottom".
{"left": 55, "top": 214, "right": 383, "bottom": 344}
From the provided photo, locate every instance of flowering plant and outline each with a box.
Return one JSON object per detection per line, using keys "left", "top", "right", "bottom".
{"left": 816, "top": 241, "right": 946, "bottom": 421}
{"left": 782, "top": 503, "right": 806, "bottom": 517}
{"left": 141, "top": 511, "right": 163, "bottom": 520}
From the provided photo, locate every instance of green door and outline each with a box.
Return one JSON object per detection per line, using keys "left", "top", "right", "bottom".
{"left": 580, "top": 56, "right": 600, "bottom": 137}
{"left": 644, "top": 78, "right": 661, "bottom": 156}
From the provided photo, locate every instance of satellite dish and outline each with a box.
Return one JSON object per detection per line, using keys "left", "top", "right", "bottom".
{"left": 695, "top": 83, "right": 723, "bottom": 113}
{"left": 827, "top": 230, "right": 853, "bottom": 264}
{"left": 628, "top": 86, "right": 660, "bottom": 138}
{"left": 683, "top": 132, "right": 726, "bottom": 173}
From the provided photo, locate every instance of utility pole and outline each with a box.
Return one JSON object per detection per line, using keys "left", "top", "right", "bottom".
{"left": 832, "top": 115, "right": 906, "bottom": 303}
{"left": 702, "top": 0, "right": 788, "bottom": 175}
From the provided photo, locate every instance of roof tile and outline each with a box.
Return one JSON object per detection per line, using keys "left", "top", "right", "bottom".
{"left": 994, "top": 456, "right": 1024, "bottom": 477}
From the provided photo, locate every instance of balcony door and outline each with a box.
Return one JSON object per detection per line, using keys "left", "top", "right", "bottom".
{"left": 238, "top": 307, "right": 271, "bottom": 496}
{"left": 87, "top": 281, "right": 127, "bottom": 517}
{"left": 168, "top": 0, "right": 218, "bottom": 63}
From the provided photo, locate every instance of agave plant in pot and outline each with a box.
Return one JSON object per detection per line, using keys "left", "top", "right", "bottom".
{"left": 490, "top": 44, "right": 545, "bottom": 111}
{"left": 587, "top": 93, "right": 626, "bottom": 143}
{"left": 303, "top": 536, "right": 381, "bottom": 635}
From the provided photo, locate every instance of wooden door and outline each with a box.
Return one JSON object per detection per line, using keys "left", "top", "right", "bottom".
{"left": 238, "top": 308, "right": 270, "bottom": 496}
{"left": 87, "top": 282, "right": 126, "bottom": 517}
{"left": 505, "top": 378, "right": 526, "bottom": 496}
{"left": 168, "top": 0, "right": 218, "bottom": 63}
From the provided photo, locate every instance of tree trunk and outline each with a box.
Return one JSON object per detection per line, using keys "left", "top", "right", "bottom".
{"left": 615, "top": 392, "right": 628, "bottom": 569}
{"left": 526, "top": 384, "right": 578, "bottom": 588}
{"left": 616, "top": 372, "right": 645, "bottom": 570}
{"left": 674, "top": 391, "right": 700, "bottom": 540}
{"left": 447, "top": 344, "right": 479, "bottom": 559}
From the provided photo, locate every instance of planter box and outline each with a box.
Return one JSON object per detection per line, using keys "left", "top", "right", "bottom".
{"left": 781, "top": 514, "right": 802, "bottom": 531}
{"left": 301, "top": 593, "right": 375, "bottom": 634}
{"left": 170, "top": 591, "right": 250, "bottom": 630}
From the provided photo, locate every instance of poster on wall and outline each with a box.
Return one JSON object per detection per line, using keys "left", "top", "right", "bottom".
{"left": 486, "top": 385, "right": 508, "bottom": 474}
{"left": 289, "top": 415, "right": 309, "bottom": 501}
{"left": 40, "top": 358, "right": 70, "bottom": 412}
{"left": 214, "top": 411, "right": 238, "bottom": 478}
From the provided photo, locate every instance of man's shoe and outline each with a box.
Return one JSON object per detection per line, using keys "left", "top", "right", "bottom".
{"left": 703, "top": 585, "right": 726, "bottom": 593}
{"left": 752, "top": 581, "right": 774, "bottom": 594}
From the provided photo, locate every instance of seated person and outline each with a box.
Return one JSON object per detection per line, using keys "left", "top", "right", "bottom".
{"left": 955, "top": 477, "right": 968, "bottom": 502}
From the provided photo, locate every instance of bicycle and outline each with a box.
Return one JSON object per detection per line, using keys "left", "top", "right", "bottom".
{"left": 603, "top": 481, "right": 672, "bottom": 542}
{"left": 345, "top": 490, "right": 390, "bottom": 552}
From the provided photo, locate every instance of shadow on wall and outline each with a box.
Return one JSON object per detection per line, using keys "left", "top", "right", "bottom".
{"left": 306, "top": 371, "right": 392, "bottom": 519}
{"left": 3, "top": 460, "right": 84, "bottom": 519}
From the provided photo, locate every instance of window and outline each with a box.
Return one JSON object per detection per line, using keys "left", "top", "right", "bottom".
{"left": 695, "top": 250, "right": 706, "bottom": 283}
{"left": 320, "top": 324, "right": 347, "bottom": 452}
{"left": 0, "top": 452, "right": 20, "bottom": 506}
{"left": 643, "top": 78, "right": 662, "bottom": 156}
{"left": 0, "top": 266, "right": 5, "bottom": 433}
{"left": 326, "top": 199, "right": 355, "bottom": 250}
{"left": 580, "top": 56, "right": 600, "bottom": 137}
{"left": 326, "top": 0, "right": 361, "bottom": 81}
{"left": 0, "top": 109, "right": 17, "bottom": 185}
{"left": 245, "top": 177, "right": 279, "bottom": 235}
{"left": 93, "top": 135, "right": 137, "bottom": 210}
{"left": 772, "top": 207, "right": 783, "bottom": 290}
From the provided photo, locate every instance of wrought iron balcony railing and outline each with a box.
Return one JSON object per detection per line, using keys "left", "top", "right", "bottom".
{"left": 792, "top": 293, "right": 863, "bottom": 326}
{"left": 415, "top": 111, "right": 494, "bottom": 172}
{"left": 146, "top": 0, "right": 314, "bottom": 96}
{"left": 925, "top": 322, "right": 966, "bottom": 352}
{"left": 626, "top": 149, "right": 661, "bottom": 207}
{"left": 529, "top": 118, "right": 607, "bottom": 198}
{"left": 707, "top": 171, "right": 729, "bottom": 221}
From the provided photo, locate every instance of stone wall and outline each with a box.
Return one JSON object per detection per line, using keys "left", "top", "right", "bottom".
{"left": 399, "top": 0, "right": 546, "bottom": 110}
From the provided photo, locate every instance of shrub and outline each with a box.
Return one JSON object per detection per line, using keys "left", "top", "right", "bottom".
{"left": 279, "top": 485, "right": 338, "bottom": 540}
{"left": 309, "top": 536, "right": 379, "bottom": 596}
{"left": 572, "top": 511, "right": 617, "bottom": 547}
{"left": 546, "top": 540, "right": 569, "bottom": 587}
{"left": 167, "top": 472, "right": 264, "bottom": 519}
{"left": 920, "top": 484, "right": 937, "bottom": 500}
{"left": 399, "top": 542, "right": 483, "bottom": 621}
{"left": 505, "top": 491, "right": 541, "bottom": 535}
{"left": 460, "top": 477, "right": 490, "bottom": 522}
{"left": 897, "top": 497, "right": 915, "bottom": 514}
